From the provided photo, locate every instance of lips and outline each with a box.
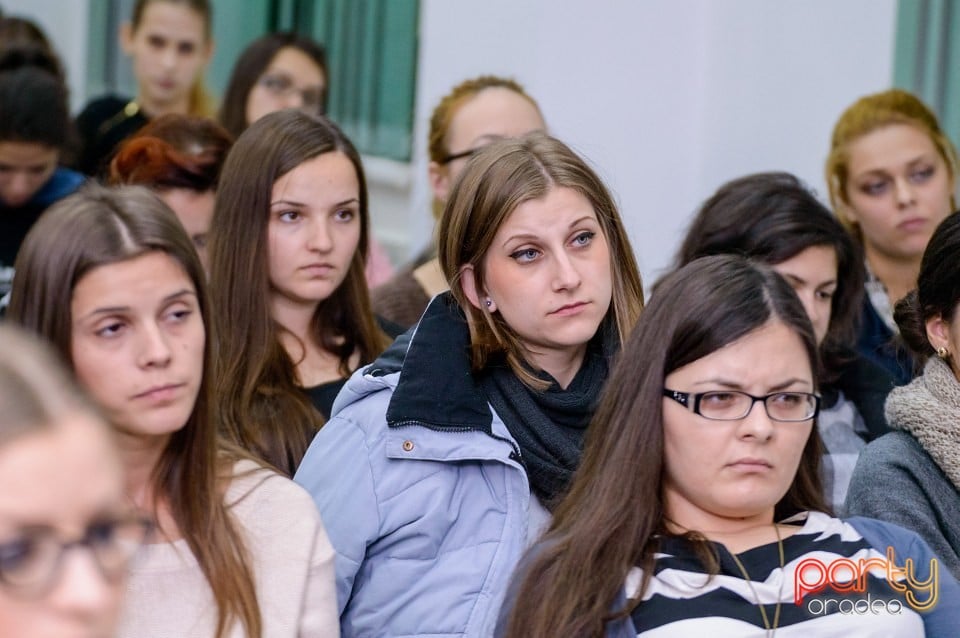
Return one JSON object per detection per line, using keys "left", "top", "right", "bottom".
{"left": 132, "top": 383, "right": 184, "bottom": 402}
{"left": 549, "top": 301, "right": 589, "bottom": 316}
{"left": 897, "top": 217, "right": 928, "bottom": 232}
{"left": 300, "top": 263, "right": 335, "bottom": 276}
{"left": 726, "top": 457, "right": 773, "bottom": 471}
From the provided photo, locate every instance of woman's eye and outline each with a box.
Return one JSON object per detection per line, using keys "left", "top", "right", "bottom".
{"left": 770, "top": 392, "right": 803, "bottom": 407}
{"left": 816, "top": 289, "right": 835, "bottom": 301}
{"left": 95, "top": 322, "right": 125, "bottom": 338}
{"left": 572, "top": 231, "right": 595, "bottom": 247}
{"left": 85, "top": 520, "right": 118, "bottom": 549}
{"left": 0, "top": 537, "right": 40, "bottom": 575}
{"left": 333, "top": 209, "right": 355, "bottom": 222}
{"left": 861, "top": 180, "right": 888, "bottom": 196}
{"left": 701, "top": 392, "right": 736, "bottom": 406}
{"left": 910, "top": 166, "right": 935, "bottom": 183}
{"left": 509, "top": 248, "right": 540, "bottom": 263}
{"left": 166, "top": 307, "right": 193, "bottom": 323}
{"left": 279, "top": 211, "right": 300, "bottom": 222}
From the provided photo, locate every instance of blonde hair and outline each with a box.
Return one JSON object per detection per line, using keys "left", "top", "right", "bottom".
{"left": 439, "top": 132, "right": 644, "bottom": 387}
{"left": 0, "top": 324, "right": 97, "bottom": 446}
{"left": 825, "top": 88, "right": 958, "bottom": 236}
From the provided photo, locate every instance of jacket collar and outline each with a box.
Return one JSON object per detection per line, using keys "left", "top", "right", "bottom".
{"left": 381, "top": 292, "right": 494, "bottom": 433}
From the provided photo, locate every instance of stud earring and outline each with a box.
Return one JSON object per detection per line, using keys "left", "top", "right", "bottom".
{"left": 938, "top": 346, "right": 949, "bottom": 359}
{"left": 485, "top": 298, "right": 492, "bottom": 308}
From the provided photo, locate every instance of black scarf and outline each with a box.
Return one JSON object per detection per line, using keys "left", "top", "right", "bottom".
{"left": 479, "top": 338, "right": 610, "bottom": 509}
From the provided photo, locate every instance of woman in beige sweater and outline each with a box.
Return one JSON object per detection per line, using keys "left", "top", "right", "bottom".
{"left": 8, "top": 184, "right": 338, "bottom": 637}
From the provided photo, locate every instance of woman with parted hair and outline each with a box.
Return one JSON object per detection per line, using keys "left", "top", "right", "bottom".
{"left": 295, "top": 132, "right": 644, "bottom": 637}
{"left": 499, "top": 255, "right": 960, "bottom": 637}
{"left": 218, "top": 33, "right": 394, "bottom": 288}
{"left": 847, "top": 212, "right": 960, "bottom": 580}
{"left": 673, "top": 171, "right": 894, "bottom": 510}
{"left": 8, "top": 184, "right": 338, "bottom": 637}
{"left": 0, "top": 324, "right": 149, "bottom": 638}
{"left": 109, "top": 113, "right": 233, "bottom": 270}
{"left": 208, "top": 110, "right": 392, "bottom": 477}
{"left": 826, "top": 89, "right": 958, "bottom": 384}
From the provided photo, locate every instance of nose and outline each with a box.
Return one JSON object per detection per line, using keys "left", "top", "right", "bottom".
{"left": 306, "top": 217, "right": 333, "bottom": 253}
{"left": 736, "top": 399, "right": 775, "bottom": 442}
{"left": 50, "top": 548, "right": 119, "bottom": 627}
{"left": 894, "top": 176, "right": 917, "bottom": 208}
{"left": 798, "top": 291, "right": 821, "bottom": 330}
{"left": 4, "top": 172, "right": 35, "bottom": 206}
{"left": 137, "top": 323, "right": 172, "bottom": 369}
{"left": 551, "top": 250, "right": 582, "bottom": 291}
{"left": 160, "top": 46, "right": 177, "bottom": 70}
{"left": 284, "top": 89, "right": 305, "bottom": 110}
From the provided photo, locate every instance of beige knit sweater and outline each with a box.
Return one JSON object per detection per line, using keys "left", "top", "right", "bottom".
{"left": 116, "top": 460, "right": 339, "bottom": 637}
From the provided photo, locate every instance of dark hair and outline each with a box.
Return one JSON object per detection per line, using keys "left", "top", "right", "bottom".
{"left": 438, "top": 132, "right": 644, "bottom": 387}
{"left": 672, "top": 171, "right": 864, "bottom": 385}
{"left": 895, "top": 212, "right": 960, "bottom": 363}
{"left": 505, "top": 255, "right": 826, "bottom": 637}
{"left": 8, "top": 184, "right": 262, "bottom": 638}
{"left": 0, "top": 17, "right": 65, "bottom": 81}
{"left": 219, "top": 32, "right": 328, "bottom": 138}
{"left": 132, "top": 0, "right": 211, "bottom": 37}
{"left": 109, "top": 114, "right": 233, "bottom": 192}
{"left": 208, "top": 109, "right": 387, "bottom": 475}
{"left": 0, "top": 47, "right": 69, "bottom": 148}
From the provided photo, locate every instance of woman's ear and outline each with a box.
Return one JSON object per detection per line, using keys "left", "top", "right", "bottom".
{"left": 428, "top": 161, "right": 452, "bottom": 205}
{"left": 459, "top": 264, "right": 493, "bottom": 311}
{"left": 119, "top": 22, "right": 134, "bottom": 55}
{"left": 926, "top": 314, "right": 951, "bottom": 355}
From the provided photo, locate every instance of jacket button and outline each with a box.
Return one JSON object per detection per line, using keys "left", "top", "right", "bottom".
{"left": 402, "top": 440, "right": 414, "bottom": 452}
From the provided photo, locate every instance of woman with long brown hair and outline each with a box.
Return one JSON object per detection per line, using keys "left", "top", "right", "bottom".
{"left": 295, "top": 132, "right": 644, "bottom": 637}
{"left": 208, "top": 109, "right": 391, "bottom": 476}
{"left": 500, "top": 255, "right": 960, "bottom": 637}
{"left": 8, "top": 184, "right": 337, "bottom": 637}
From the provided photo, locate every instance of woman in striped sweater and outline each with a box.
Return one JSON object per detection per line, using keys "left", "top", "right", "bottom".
{"left": 500, "top": 255, "right": 960, "bottom": 637}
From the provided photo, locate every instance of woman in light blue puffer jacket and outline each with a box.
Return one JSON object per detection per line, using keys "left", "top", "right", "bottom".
{"left": 295, "top": 132, "right": 644, "bottom": 637}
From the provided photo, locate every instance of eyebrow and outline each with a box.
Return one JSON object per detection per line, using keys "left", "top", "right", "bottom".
{"left": 78, "top": 289, "right": 196, "bottom": 321}
{"left": 781, "top": 273, "right": 836, "bottom": 286}
{"left": 270, "top": 197, "right": 359, "bottom": 208}
{"left": 856, "top": 154, "right": 936, "bottom": 177}
{"left": 500, "top": 215, "right": 598, "bottom": 248}
{"left": 691, "top": 377, "right": 812, "bottom": 391}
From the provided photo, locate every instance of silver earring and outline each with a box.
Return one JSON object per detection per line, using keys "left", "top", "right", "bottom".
{"left": 485, "top": 299, "right": 492, "bottom": 308}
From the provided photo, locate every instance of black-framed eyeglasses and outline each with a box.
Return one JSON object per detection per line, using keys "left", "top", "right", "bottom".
{"left": 663, "top": 388, "right": 820, "bottom": 422}
{"left": 257, "top": 72, "right": 326, "bottom": 114}
{"left": 0, "top": 515, "right": 153, "bottom": 598}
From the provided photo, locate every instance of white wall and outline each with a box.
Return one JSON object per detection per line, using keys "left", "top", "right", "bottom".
{"left": 406, "top": 0, "right": 897, "bottom": 284}
{"left": 5, "top": 0, "right": 898, "bottom": 286}
{"left": 3, "top": 0, "right": 90, "bottom": 111}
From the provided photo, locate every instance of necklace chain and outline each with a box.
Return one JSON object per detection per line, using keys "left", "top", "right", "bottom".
{"left": 728, "top": 523, "right": 784, "bottom": 638}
